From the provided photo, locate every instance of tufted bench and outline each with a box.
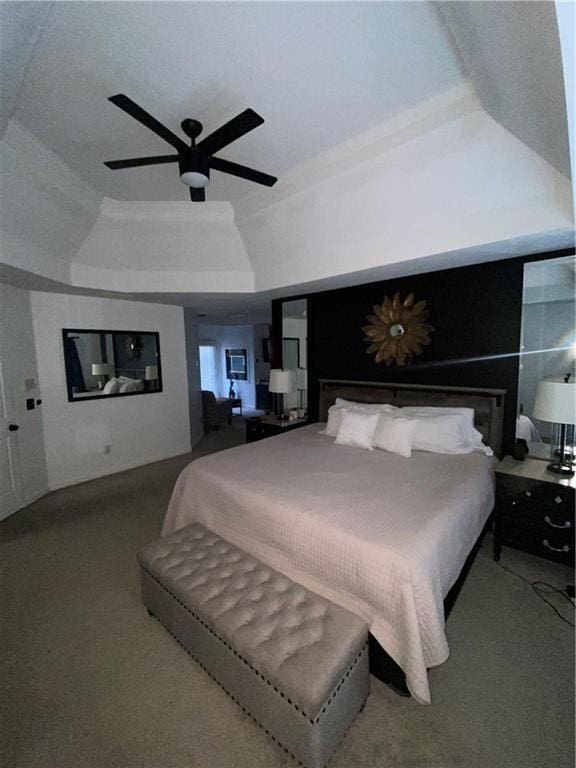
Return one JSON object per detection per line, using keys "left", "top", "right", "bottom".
{"left": 137, "top": 522, "right": 369, "bottom": 768}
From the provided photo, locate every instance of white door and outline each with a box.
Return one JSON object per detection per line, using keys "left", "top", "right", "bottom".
{"left": 0, "top": 359, "right": 24, "bottom": 521}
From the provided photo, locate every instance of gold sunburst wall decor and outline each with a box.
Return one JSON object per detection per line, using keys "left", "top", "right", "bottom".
{"left": 362, "top": 292, "right": 434, "bottom": 366}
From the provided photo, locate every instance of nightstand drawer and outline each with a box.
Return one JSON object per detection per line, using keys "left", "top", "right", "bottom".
{"left": 500, "top": 495, "right": 574, "bottom": 531}
{"left": 498, "top": 477, "right": 575, "bottom": 509}
{"left": 245, "top": 419, "right": 265, "bottom": 443}
{"left": 500, "top": 524, "right": 574, "bottom": 566}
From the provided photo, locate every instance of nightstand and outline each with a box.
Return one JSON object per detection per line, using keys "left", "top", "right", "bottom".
{"left": 245, "top": 415, "right": 308, "bottom": 444}
{"left": 493, "top": 456, "right": 575, "bottom": 566}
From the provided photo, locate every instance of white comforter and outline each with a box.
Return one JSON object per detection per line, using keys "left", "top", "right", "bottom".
{"left": 162, "top": 425, "right": 495, "bottom": 703}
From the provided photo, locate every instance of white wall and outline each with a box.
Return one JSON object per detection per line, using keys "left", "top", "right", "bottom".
{"left": 30, "top": 292, "right": 191, "bottom": 490}
{"left": 0, "top": 283, "right": 48, "bottom": 506}
{"left": 252, "top": 323, "right": 271, "bottom": 384}
{"left": 198, "top": 324, "right": 256, "bottom": 409}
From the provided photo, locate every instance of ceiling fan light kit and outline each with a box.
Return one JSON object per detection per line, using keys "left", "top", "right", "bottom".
{"left": 179, "top": 149, "right": 210, "bottom": 189}
{"left": 104, "top": 94, "right": 277, "bottom": 202}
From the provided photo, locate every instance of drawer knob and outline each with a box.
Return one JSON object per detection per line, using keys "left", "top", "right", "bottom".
{"left": 554, "top": 496, "right": 563, "bottom": 505}
{"left": 544, "top": 515, "right": 571, "bottom": 529}
{"left": 525, "top": 491, "right": 532, "bottom": 498}
{"left": 542, "top": 539, "right": 569, "bottom": 554}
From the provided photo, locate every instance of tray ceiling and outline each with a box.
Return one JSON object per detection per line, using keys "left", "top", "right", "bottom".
{"left": 8, "top": 1, "right": 464, "bottom": 202}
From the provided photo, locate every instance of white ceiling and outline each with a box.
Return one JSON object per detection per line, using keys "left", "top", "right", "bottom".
{"left": 0, "top": 0, "right": 51, "bottom": 138}
{"left": 439, "top": 1, "right": 571, "bottom": 177}
{"left": 7, "top": 1, "right": 464, "bottom": 202}
{"left": 3, "top": 234, "right": 573, "bottom": 324}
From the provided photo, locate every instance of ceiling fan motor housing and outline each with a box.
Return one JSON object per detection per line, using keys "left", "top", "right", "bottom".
{"left": 181, "top": 118, "right": 203, "bottom": 140}
{"left": 179, "top": 149, "right": 210, "bottom": 188}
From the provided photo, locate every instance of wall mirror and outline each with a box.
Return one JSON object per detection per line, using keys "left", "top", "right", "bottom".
{"left": 281, "top": 299, "right": 307, "bottom": 413}
{"left": 516, "top": 255, "right": 575, "bottom": 460}
{"left": 63, "top": 329, "right": 162, "bottom": 402}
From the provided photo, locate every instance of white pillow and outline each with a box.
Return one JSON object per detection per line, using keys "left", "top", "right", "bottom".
{"left": 118, "top": 377, "right": 144, "bottom": 393}
{"left": 334, "top": 409, "right": 380, "bottom": 451}
{"left": 400, "top": 406, "right": 492, "bottom": 454}
{"left": 409, "top": 414, "right": 474, "bottom": 454}
{"left": 372, "top": 413, "right": 421, "bottom": 458}
{"left": 321, "top": 401, "right": 397, "bottom": 437}
{"left": 335, "top": 397, "right": 398, "bottom": 411}
{"left": 102, "top": 377, "right": 120, "bottom": 395}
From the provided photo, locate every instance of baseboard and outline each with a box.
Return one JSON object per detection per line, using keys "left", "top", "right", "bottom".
{"left": 23, "top": 487, "right": 49, "bottom": 506}
{"left": 47, "top": 447, "right": 192, "bottom": 493}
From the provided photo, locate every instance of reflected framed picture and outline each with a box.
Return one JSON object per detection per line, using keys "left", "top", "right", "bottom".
{"left": 225, "top": 348, "right": 248, "bottom": 381}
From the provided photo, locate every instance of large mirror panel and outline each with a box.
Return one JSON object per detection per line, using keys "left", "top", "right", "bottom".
{"left": 63, "top": 329, "right": 162, "bottom": 402}
{"left": 281, "top": 299, "right": 307, "bottom": 415}
{"left": 517, "top": 255, "right": 575, "bottom": 460}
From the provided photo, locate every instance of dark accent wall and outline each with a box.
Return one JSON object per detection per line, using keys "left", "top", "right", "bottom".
{"left": 273, "top": 250, "right": 573, "bottom": 454}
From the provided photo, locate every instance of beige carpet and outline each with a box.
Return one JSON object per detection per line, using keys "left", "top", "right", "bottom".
{"left": 1, "top": 419, "right": 574, "bottom": 768}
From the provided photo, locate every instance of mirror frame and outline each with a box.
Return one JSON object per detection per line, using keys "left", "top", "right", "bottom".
{"left": 62, "top": 328, "right": 163, "bottom": 403}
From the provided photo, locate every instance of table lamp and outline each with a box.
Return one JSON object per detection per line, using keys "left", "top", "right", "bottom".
{"left": 91, "top": 363, "right": 111, "bottom": 389}
{"left": 296, "top": 368, "right": 307, "bottom": 411}
{"left": 145, "top": 365, "right": 159, "bottom": 390}
{"left": 269, "top": 369, "right": 294, "bottom": 420}
{"left": 533, "top": 375, "right": 576, "bottom": 476}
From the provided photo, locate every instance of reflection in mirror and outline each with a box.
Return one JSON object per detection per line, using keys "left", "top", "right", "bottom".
{"left": 62, "top": 329, "right": 162, "bottom": 402}
{"left": 282, "top": 299, "right": 307, "bottom": 417}
{"left": 517, "top": 255, "right": 575, "bottom": 460}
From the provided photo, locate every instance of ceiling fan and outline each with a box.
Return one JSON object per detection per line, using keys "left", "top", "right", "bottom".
{"left": 104, "top": 94, "right": 278, "bottom": 202}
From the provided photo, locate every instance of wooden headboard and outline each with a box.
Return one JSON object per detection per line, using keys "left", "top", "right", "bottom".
{"left": 318, "top": 379, "right": 506, "bottom": 456}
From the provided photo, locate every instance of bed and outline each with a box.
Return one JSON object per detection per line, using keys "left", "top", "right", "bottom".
{"left": 162, "top": 380, "right": 505, "bottom": 703}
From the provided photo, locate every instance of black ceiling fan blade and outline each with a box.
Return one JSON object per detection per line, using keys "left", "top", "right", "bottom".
{"left": 189, "top": 187, "right": 206, "bottom": 202}
{"left": 210, "top": 157, "right": 277, "bottom": 187}
{"left": 108, "top": 94, "right": 189, "bottom": 153}
{"left": 104, "top": 154, "right": 180, "bottom": 170}
{"left": 198, "top": 109, "right": 264, "bottom": 157}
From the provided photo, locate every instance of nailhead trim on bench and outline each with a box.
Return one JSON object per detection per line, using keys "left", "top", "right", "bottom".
{"left": 146, "top": 606, "right": 368, "bottom": 768}
{"left": 139, "top": 563, "right": 368, "bottom": 726}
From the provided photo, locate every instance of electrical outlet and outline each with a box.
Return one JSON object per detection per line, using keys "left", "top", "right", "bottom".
{"left": 104, "top": 445, "right": 111, "bottom": 455}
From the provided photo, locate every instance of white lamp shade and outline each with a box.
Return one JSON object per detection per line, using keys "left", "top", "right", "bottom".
{"left": 91, "top": 363, "right": 111, "bottom": 376}
{"left": 533, "top": 378, "right": 576, "bottom": 425}
{"left": 296, "top": 368, "right": 308, "bottom": 389}
{"left": 145, "top": 365, "right": 159, "bottom": 381}
{"left": 269, "top": 369, "right": 294, "bottom": 394}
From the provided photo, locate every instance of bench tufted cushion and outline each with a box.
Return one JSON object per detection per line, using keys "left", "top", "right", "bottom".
{"left": 138, "top": 523, "right": 367, "bottom": 719}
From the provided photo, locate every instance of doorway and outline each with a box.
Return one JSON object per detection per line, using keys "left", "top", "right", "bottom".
{"left": 0, "top": 358, "right": 24, "bottom": 520}
{"left": 199, "top": 344, "right": 219, "bottom": 395}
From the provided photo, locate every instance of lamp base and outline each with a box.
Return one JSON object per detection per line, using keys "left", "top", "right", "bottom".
{"left": 546, "top": 461, "right": 575, "bottom": 477}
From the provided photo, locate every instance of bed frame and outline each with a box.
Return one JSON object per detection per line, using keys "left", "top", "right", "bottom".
{"left": 318, "top": 379, "right": 506, "bottom": 695}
